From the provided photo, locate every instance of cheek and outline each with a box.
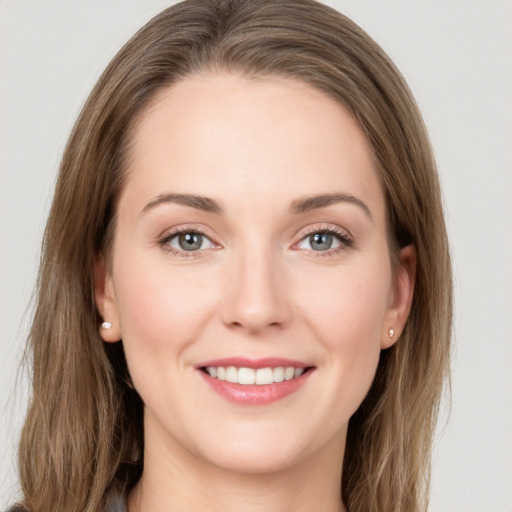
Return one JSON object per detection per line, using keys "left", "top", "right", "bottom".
{"left": 112, "top": 257, "right": 217, "bottom": 375}
{"left": 300, "top": 259, "right": 390, "bottom": 343}
{"left": 297, "top": 259, "right": 391, "bottom": 401}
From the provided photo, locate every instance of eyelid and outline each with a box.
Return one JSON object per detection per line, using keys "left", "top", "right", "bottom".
{"left": 156, "top": 223, "right": 353, "bottom": 257}
{"left": 167, "top": 232, "right": 214, "bottom": 251}
{"left": 291, "top": 224, "right": 354, "bottom": 252}
{"left": 157, "top": 225, "right": 221, "bottom": 257}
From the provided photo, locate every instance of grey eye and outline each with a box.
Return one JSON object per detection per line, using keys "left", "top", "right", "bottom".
{"left": 299, "top": 232, "right": 342, "bottom": 251}
{"left": 168, "top": 232, "right": 212, "bottom": 251}
{"left": 310, "top": 233, "right": 333, "bottom": 251}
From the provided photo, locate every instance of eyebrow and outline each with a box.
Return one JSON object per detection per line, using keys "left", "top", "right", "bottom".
{"left": 141, "top": 193, "right": 224, "bottom": 215}
{"left": 140, "top": 191, "right": 372, "bottom": 219}
{"left": 289, "top": 193, "right": 372, "bottom": 220}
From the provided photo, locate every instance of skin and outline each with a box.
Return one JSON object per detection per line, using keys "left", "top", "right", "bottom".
{"left": 95, "top": 74, "right": 415, "bottom": 512}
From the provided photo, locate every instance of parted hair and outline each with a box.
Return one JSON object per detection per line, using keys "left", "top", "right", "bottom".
{"left": 16, "top": 1, "right": 452, "bottom": 511}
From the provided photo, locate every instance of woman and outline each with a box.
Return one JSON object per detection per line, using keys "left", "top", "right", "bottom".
{"left": 12, "top": 0, "right": 452, "bottom": 511}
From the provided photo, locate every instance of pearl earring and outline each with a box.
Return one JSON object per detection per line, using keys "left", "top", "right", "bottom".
{"left": 389, "top": 328, "right": 395, "bottom": 338}
{"left": 101, "top": 321, "right": 112, "bottom": 330}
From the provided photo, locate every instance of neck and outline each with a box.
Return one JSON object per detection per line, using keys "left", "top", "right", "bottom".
{"left": 128, "top": 416, "right": 347, "bottom": 512}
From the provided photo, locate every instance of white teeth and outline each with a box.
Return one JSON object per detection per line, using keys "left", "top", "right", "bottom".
{"left": 284, "top": 367, "right": 295, "bottom": 380}
{"left": 225, "top": 366, "right": 238, "bottom": 383}
{"left": 206, "top": 366, "right": 217, "bottom": 378}
{"left": 238, "top": 367, "right": 256, "bottom": 385}
{"left": 255, "top": 367, "right": 273, "bottom": 385}
{"left": 273, "top": 367, "right": 284, "bottom": 383}
{"left": 205, "top": 365, "right": 307, "bottom": 385}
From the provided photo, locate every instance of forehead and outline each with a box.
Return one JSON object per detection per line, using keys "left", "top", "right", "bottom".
{"left": 122, "top": 73, "right": 385, "bottom": 220}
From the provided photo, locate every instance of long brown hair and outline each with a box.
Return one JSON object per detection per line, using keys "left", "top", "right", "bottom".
{"left": 17, "top": 1, "right": 452, "bottom": 511}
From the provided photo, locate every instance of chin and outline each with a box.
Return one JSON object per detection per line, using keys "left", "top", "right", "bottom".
{"left": 208, "top": 446, "right": 303, "bottom": 475}
{"left": 193, "top": 426, "right": 321, "bottom": 476}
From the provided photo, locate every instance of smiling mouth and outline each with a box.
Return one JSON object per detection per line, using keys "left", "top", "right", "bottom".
{"left": 201, "top": 366, "right": 313, "bottom": 385}
{"left": 198, "top": 359, "right": 315, "bottom": 404}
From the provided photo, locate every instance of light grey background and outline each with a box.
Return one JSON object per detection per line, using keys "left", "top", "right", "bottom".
{"left": 1, "top": 1, "right": 511, "bottom": 510}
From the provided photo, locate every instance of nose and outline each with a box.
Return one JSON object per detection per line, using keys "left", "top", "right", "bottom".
{"left": 220, "top": 245, "right": 291, "bottom": 334}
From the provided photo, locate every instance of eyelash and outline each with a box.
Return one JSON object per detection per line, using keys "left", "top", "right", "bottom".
{"left": 294, "top": 225, "right": 353, "bottom": 256}
{"left": 158, "top": 227, "right": 215, "bottom": 259}
{"left": 157, "top": 225, "right": 353, "bottom": 259}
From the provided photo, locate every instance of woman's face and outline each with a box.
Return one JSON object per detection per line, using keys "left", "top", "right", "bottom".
{"left": 97, "top": 74, "right": 414, "bottom": 475}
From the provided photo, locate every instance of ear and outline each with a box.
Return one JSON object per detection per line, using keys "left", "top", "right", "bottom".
{"left": 381, "top": 244, "right": 416, "bottom": 349}
{"left": 94, "top": 253, "right": 122, "bottom": 342}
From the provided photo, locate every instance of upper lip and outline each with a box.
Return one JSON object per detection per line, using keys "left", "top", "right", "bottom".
{"left": 196, "top": 357, "right": 311, "bottom": 370}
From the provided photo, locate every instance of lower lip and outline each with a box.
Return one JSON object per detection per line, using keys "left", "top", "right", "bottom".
{"left": 199, "top": 369, "right": 312, "bottom": 405}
